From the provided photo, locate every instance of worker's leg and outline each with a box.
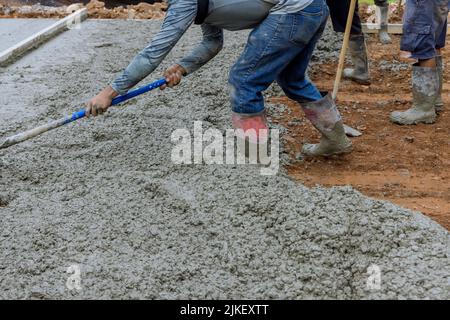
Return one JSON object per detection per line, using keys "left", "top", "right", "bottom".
{"left": 327, "top": 0, "right": 371, "bottom": 84}
{"left": 326, "top": 0, "right": 362, "bottom": 35}
{"left": 276, "top": 22, "right": 327, "bottom": 104}
{"left": 390, "top": 0, "right": 448, "bottom": 125}
{"left": 229, "top": 0, "right": 328, "bottom": 142}
{"left": 375, "top": 0, "right": 392, "bottom": 44}
{"left": 277, "top": 6, "right": 352, "bottom": 157}
{"left": 343, "top": 33, "right": 371, "bottom": 85}
{"left": 435, "top": 16, "right": 448, "bottom": 112}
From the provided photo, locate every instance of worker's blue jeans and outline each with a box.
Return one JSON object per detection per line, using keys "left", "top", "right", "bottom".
{"left": 401, "top": 0, "right": 449, "bottom": 60}
{"left": 229, "top": 0, "right": 328, "bottom": 114}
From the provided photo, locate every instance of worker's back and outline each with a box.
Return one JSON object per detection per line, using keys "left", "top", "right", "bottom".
{"left": 204, "top": 0, "right": 314, "bottom": 31}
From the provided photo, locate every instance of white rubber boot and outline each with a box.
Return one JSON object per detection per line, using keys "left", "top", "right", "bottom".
{"left": 378, "top": 5, "right": 392, "bottom": 44}
{"left": 301, "top": 94, "right": 353, "bottom": 157}
{"left": 390, "top": 65, "right": 438, "bottom": 125}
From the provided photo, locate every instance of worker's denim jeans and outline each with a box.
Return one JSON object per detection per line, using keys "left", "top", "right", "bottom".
{"left": 229, "top": 0, "right": 328, "bottom": 114}
{"left": 401, "top": 0, "right": 449, "bottom": 60}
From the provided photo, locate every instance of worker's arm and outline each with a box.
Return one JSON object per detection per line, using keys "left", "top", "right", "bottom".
{"left": 178, "top": 24, "right": 224, "bottom": 74}
{"left": 86, "top": 0, "right": 197, "bottom": 117}
{"left": 162, "top": 24, "right": 223, "bottom": 90}
{"left": 110, "top": 0, "right": 197, "bottom": 95}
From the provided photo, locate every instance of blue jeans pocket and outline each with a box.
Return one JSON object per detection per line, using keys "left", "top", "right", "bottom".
{"left": 289, "top": 12, "right": 323, "bottom": 46}
{"left": 401, "top": 23, "right": 432, "bottom": 52}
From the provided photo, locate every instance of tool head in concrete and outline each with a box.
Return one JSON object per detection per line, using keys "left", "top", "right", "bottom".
{"left": 344, "top": 124, "right": 363, "bottom": 137}
{"left": 0, "top": 139, "right": 8, "bottom": 150}
{"left": 0, "top": 136, "right": 17, "bottom": 149}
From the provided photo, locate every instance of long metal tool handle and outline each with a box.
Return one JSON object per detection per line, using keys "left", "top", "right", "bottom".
{"left": 0, "top": 79, "right": 167, "bottom": 150}
{"left": 332, "top": 0, "right": 357, "bottom": 100}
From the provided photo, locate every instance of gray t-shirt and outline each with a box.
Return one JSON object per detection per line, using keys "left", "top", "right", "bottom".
{"left": 111, "top": 0, "right": 314, "bottom": 94}
{"left": 265, "top": 0, "right": 316, "bottom": 13}
{"left": 205, "top": 0, "right": 313, "bottom": 30}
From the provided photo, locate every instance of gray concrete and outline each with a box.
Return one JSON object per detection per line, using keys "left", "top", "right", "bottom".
{"left": 0, "top": 20, "right": 449, "bottom": 300}
{"left": 0, "top": 9, "right": 87, "bottom": 66}
{"left": 0, "top": 19, "right": 58, "bottom": 52}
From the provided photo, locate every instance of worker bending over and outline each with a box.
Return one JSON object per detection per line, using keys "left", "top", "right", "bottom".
{"left": 86, "top": 0, "right": 352, "bottom": 157}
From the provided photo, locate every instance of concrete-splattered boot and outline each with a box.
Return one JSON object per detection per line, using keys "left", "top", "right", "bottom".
{"left": 435, "top": 55, "right": 444, "bottom": 113}
{"left": 344, "top": 34, "right": 371, "bottom": 85}
{"left": 232, "top": 111, "right": 269, "bottom": 144}
{"left": 378, "top": 5, "right": 392, "bottom": 44}
{"left": 301, "top": 93, "right": 353, "bottom": 157}
{"left": 390, "top": 65, "right": 438, "bottom": 125}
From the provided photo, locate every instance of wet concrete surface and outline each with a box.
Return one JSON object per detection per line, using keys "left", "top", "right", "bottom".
{"left": 0, "top": 18, "right": 58, "bottom": 52}
{"left": 0, "top": 20, "right": 448, "bottom": 299}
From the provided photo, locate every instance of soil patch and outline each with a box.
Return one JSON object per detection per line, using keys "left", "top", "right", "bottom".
{"left": 272, "top": 35, "right": 450, "bottom": 230}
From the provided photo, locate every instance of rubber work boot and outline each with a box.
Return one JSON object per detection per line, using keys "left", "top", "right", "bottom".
{"left": 343, "top": 34, "right": 371, "bottom": 85}
{"left": 390, "top": 65, "right": 438, "bottom": 125}
{"left": 378, "top": 5, "right": 392, "bottom": 44}
{"left": 435, "top": 55, "right": 444, "bottom": 113}
{"left": 301, "top": 93, "right": 353, "bottom": 157}
{"left": 232, "top": 111, "right": 269, "bottom": 145}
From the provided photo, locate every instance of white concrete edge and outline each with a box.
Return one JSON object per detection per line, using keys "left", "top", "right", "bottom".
{"left": 90, "top": 18, "right": 164, "bottom": 21}
{"left": 363, "top": 23, "right": 450, "bottom": 34}
{"left": 0, "top": 8, "right": 88, "bottom": 66}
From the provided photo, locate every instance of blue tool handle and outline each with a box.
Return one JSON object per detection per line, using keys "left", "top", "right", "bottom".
{"left": 0, "top": 79, "right": 167, "bottom": 150}
{"left": 111, "top": 78, "right": 166, "bottom": 105}
{"left": 64, "top": 79, "right": 167, "bottom": 125}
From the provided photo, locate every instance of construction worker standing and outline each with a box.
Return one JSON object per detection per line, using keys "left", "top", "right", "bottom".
{"left": 326, "top": 0, "right": 391, "bottom": 86}
{"left": 390, "top": 0, "right": 449, "bottom": 125}
{"left": 86, "top": 0, "right": 352, "bottom": 157}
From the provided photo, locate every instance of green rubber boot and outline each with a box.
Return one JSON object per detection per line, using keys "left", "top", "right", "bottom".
{"left": 301, "top": 94, "right": 353, "bottom": 157}
{"left": 390, "top": 65, "right": 438, "bottom": 125}
{"left": 378, "top": 5, "right": 392, "bottom": 44}
{"left": 343, "top": 34, "right": 371, "bottom": 85}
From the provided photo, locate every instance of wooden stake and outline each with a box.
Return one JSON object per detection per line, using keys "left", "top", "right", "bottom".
{"left": 332, "top": 0, "right": 357, "bottom": 100}
{"left": 330, "top": 0, "right": 362, "bottom": 137}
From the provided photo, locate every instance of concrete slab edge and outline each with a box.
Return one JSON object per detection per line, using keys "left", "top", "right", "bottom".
{"left": 363, "top": 23, "right": 450, "bottom": 34}
{"left": 0, "top": 8, "right": 87, "bottom": 67}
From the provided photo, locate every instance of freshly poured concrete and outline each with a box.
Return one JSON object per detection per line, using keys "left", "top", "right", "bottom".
{"left": 0, "top": 20, "right": 448, "bottom": 299}
{"left": 0, "top": 19, "right": 58, "bottom": 52}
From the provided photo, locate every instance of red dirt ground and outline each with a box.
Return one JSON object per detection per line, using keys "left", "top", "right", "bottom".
{"left": 272, "top": 35, "right": 450, "bottom": 231}
{"left": 0, "top": 1, "right": 167, "bottom": 19}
